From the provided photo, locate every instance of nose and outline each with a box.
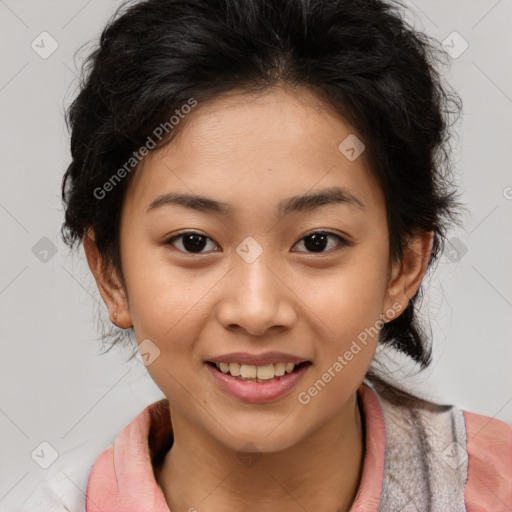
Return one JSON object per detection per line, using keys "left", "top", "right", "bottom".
{"left": 216, "top": 248, "right": 297, "bottom": 337}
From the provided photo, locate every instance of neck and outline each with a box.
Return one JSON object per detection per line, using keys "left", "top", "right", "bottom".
{"left": 156, "top": 392, "right": 365, "bottom": 512}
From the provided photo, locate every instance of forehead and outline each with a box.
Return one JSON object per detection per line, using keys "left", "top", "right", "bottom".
{"left": 124, "top": 85, "right": 384, "bottom": 219}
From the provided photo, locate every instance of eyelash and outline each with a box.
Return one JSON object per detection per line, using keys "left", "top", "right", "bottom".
{"left": 164, "top": 230, "right": 349, "bottom": 255}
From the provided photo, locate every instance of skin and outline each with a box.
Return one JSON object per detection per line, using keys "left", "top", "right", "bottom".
{"left": 83, "top": 84, "right": 433, "bottom": 512}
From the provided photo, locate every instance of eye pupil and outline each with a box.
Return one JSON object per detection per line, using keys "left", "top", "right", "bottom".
{"left": 304, "top": 233, "right": 328, "bottom": 252}
{"left": 183, "top": 233, "right": 207, "bottom": 252}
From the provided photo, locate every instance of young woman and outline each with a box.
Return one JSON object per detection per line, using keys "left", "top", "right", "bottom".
{"left": 21, "top": 0, "right": 512, "bottom": 510}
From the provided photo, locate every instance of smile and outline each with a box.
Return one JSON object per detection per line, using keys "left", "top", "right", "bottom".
{"left": 205, "top": 360, "right": 312, "bottom": 403}
{"left": 208, "top": 361, "right": 309, "bottom": 382}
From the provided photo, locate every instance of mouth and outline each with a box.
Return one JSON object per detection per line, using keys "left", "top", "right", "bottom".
{"left": 206, "top": 360, "right": 312, "bottom": 383}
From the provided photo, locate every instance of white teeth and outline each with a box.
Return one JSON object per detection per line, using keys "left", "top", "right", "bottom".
{"left": 214, "top": 361, "right": 301, "bottom": 380}
{"left": 285, "top": 363, "right": 295, "bottom": 374}
{"left": 228, "top": 362, "right": 241, "bottom": 376}
{"left": 240, "top": 364, "right": 257, "bottom": 379}
{"left": 256, "top": 364, "right": 275, "bottom": 380}
{"left": 274, "top": 362, "right": 286, "bottom": 376}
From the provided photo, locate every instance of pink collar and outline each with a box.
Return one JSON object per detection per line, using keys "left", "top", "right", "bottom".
{"left": 86, "top": 382, "right": 385, "bottom": 511}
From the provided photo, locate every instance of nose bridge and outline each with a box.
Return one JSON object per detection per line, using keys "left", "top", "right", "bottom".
{"left": 236, "top": 244, "right": 276, "bottom": 302}
{"left": 216, "top": 236, "right": 295, "bottom": 335}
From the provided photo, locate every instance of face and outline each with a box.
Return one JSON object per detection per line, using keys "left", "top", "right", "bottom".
{"left": 87, "top": 85, "right": 424, "bottom": 453}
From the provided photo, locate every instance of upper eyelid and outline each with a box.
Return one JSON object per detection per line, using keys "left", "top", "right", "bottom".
{"left": 167, "top": 231, "right": 220, "bottom": 250}
{"left": 291, "top": 231, "right": 348, "bottom": 252}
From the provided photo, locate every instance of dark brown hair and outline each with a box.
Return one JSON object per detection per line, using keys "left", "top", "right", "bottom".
{"left": 61, "top": 0, "right": 464, "bottom": 390}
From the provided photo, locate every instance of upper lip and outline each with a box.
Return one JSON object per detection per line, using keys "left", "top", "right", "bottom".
{"left": 206, "top": 351, "right": 310, "bottom": 366}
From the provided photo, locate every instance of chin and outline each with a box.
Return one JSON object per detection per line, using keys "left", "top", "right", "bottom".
{"left": 211, "top": 418, "right": 308, "bottom": 454}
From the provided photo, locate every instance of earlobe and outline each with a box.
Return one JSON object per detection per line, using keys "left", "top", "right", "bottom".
{"left": 82, "top": 230, "right": 132, "bottom": 328}
{"left": 383, "top": 230, "right": 434, "bottom": 319}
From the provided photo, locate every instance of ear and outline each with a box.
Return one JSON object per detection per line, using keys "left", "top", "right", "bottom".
{"left": 82, "top": 230, "right": 132, "bottom": 328}
{"left": 383, "top": 230, "right": 434, "bottom": 320}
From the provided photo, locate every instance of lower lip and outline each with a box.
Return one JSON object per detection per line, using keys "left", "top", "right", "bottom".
{"left": 205, "top": 363, "right": 311, "bottom": 403}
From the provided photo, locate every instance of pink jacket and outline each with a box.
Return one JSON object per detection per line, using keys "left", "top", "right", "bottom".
{"left": 20, "top": 380, "right": 512, "bottom": 511}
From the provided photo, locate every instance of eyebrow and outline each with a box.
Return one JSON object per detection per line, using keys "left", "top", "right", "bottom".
{"left": 145, "top": 186, "right": 366, "bottom": 216}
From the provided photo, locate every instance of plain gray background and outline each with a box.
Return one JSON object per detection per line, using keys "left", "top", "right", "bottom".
{"left": 1, "top": 1, "right": 511, "bottom": 510}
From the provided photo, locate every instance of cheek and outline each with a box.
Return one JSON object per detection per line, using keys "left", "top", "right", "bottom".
{"left": 295, "top": 241, "right": 390, "bottom": 410}
{"left": 294, "top": 255, "right": 388, "bottom": 419}
{"left": 300, "top": 242, "right": 389, "bottom": 339}
{"left": 122, "top": 249, "right": 215, "bottom": 398}
{"left": 120, "top": 241, "right": 209, "bottom": 342}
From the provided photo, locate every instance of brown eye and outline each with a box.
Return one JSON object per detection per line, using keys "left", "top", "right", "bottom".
{"left": 292, "top": 231, "right": 348, "bottom": 253}
{"left": 166, "top": 232, "right": 219, "bottom": 253}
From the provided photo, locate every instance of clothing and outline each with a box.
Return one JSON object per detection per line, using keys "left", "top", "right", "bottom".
{"left": 19, "top": 379, "right": 512, "bottom": 511}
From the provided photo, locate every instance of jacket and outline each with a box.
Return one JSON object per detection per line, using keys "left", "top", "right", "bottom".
{"left": 19, "top": 379, "right": 512, "bottom": 511}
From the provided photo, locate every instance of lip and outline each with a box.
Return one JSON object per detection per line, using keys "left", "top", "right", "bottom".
{"left": 205, "top": 361, "right": 311, "bottom": 403}
{"left": 206, "top": 351, "right": 309, "bottom": 366}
